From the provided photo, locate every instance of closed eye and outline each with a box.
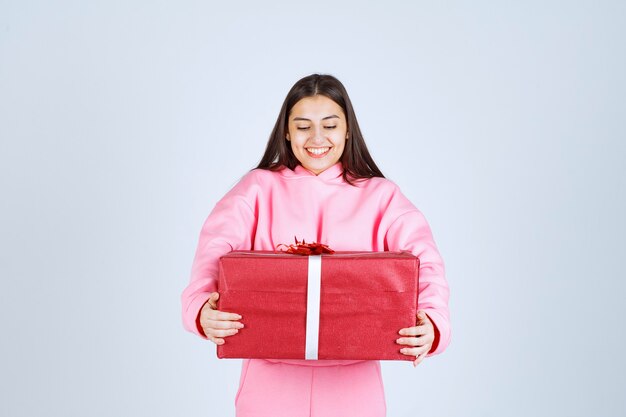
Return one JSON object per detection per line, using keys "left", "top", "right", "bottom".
{"left": 296, "top": 126, "right": 336, "bottom": 130}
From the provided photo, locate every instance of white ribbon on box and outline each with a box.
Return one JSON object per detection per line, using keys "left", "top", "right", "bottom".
{"left": 305, "top": 255, "right": 322, "bottom": 360}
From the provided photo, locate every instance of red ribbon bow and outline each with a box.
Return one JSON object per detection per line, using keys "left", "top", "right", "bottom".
{"left": 276, "top": 236, "right": 335, "bottom": 255}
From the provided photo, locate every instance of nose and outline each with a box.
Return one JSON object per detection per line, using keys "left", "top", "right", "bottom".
{"left": 310, "top": 125, "right": 326, "bottom": 144}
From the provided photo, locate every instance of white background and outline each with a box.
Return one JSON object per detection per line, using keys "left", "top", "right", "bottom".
{"left": 1, "top": 1, "right": 625, "bottom": 416}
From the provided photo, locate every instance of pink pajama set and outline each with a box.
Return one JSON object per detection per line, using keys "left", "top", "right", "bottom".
{"left": 181, "top": 162, "right": 451, "bottom": 417}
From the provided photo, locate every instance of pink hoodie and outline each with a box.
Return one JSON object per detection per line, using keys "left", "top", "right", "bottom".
{"left": 181, "top": 162, "right": 451, "bottom": 365}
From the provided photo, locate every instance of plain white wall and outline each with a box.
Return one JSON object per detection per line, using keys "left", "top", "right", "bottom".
{"left": 1, "top": 1, "right": 625, "bottom": 416}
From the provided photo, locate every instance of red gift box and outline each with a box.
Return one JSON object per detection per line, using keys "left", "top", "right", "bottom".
{"left": 216, "top": 251, "right": 419, "bottom": 361}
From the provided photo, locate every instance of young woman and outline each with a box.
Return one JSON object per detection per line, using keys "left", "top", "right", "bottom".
{"left": 181, "top": 73, "right": 451, "bottom": 417}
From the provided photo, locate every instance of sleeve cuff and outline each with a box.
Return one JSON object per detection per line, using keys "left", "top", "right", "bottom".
{"left": 184, "top": 292, "right": 212, "bottom": 339}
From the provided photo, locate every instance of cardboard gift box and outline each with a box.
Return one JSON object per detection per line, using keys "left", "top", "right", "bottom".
{"left": 216, "top": 251, "right": 419, "bottom": 361}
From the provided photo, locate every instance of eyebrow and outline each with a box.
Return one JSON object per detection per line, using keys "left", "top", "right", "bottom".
{"left": 291, "top": 115, "right": 340, "bottom": 122}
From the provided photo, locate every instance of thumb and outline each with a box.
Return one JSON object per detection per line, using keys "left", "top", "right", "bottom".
{"left": 208, "top": 292, "right": 219, "bottom": 309}
{"left": 417, "top": 310, "right": 426, "bottom": 322}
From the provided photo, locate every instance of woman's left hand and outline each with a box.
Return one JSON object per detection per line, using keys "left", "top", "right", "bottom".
{"left": 397, "top": 310, "right": 435, "bottom": 367}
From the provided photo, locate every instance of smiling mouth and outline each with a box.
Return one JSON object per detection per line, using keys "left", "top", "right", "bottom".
{"left": 306, "top": 147, "right": 331, "bottom": 157}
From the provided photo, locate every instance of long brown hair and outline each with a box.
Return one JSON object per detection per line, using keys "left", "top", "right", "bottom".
{"left": 255, "top": 73, "right": 384, "bottom": 185}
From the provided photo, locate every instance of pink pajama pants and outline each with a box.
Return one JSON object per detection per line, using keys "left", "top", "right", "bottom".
{"left": 235, "top": 359, "right": 387, "bottom": 417}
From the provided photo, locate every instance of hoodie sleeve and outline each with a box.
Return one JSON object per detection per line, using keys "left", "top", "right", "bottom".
{"left": 383, "top": 189, "right": 451, "bottom": 357}
{"left": 180, "top": 171, "right": 258, "bottom": 339}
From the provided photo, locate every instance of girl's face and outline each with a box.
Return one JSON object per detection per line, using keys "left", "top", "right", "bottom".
{"left": 286, "top": 95, "right": 349, "bottom": 175}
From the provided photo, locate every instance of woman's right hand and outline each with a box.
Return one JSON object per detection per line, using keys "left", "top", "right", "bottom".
{"left": 199, "top": 292, "right": 244, "bottom": 345}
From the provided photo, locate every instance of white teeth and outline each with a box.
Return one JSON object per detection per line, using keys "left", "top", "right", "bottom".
{"left": 306, "top": 147, "right": 330, "bottom": 155}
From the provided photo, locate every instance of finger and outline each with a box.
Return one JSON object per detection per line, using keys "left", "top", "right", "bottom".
{"left": 206, "top": 328, "right": 240, "bottom": 338}
{"left": 413, "top": 352, "right": 427, "bottom": 367}
{"left": 204, "top": 318, "right": 244, "bottom": 330}
{"left": 400, "top": 345, "right": 429, "bottom": 357}
{"left": 396, "top": 336, "right": 427, "bottom": 347}
{"left": 398, "top": 325, "right": 429, "bottom": 337}
{"left": 397, "top": 331, "right": 435, "bottom": 346}
{"left": 207, "top": 309, "right": 242, "bottom": 321}
{"left": 207, "top": 335, "right": 225, "bottom": 345}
